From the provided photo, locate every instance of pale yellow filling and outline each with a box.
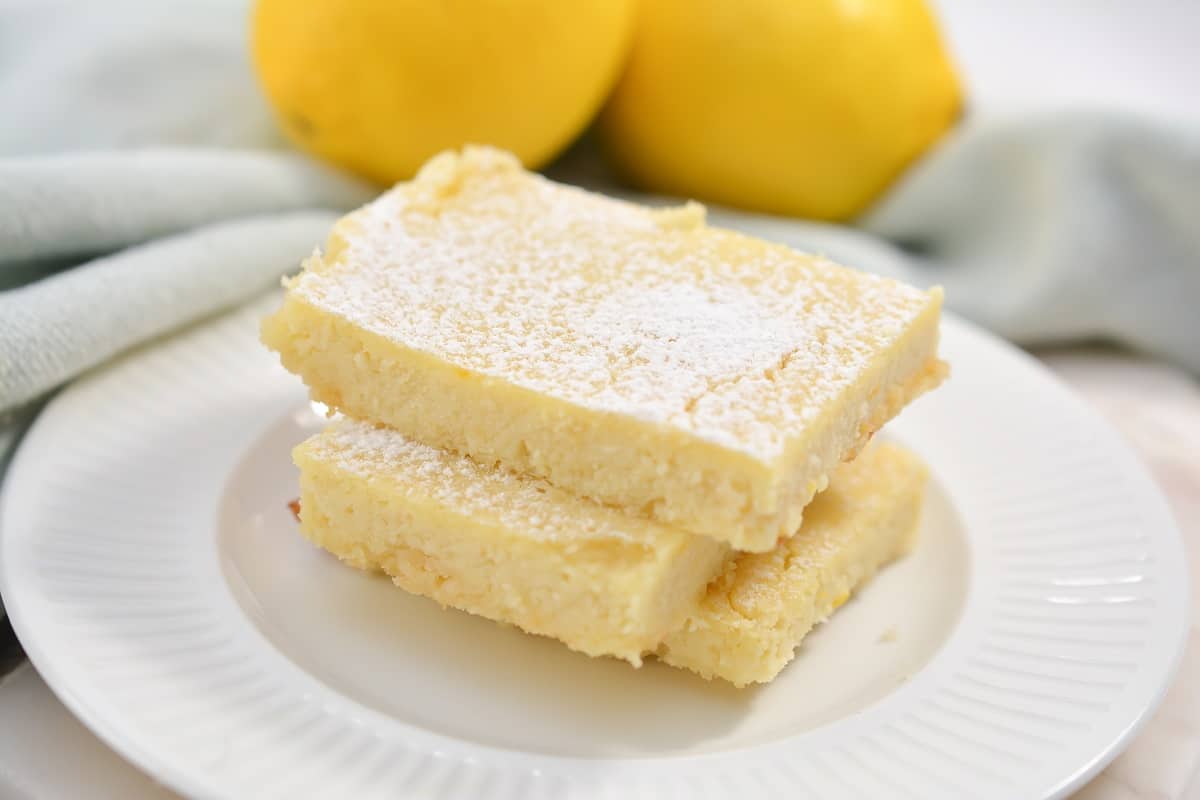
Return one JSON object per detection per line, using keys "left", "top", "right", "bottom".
{"left": 295, "top": 419, "right": 925, "bottom": 682}
{"left": 294, "top": 420, "right": 728, "bottom": 664}
{"left": 267, "top": 293, "right": 941, "bottom": 553}
{"left": 262, "top": 147, "right": 945, "bottom": 552}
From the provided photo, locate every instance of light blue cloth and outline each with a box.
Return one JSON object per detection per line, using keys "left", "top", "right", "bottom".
{"left": 0, "top": 1, "right": 375, "bottom": 482}
{"left": 0, "top": 151, "right": 371, "bottom": 410}
{"left": 867, "top": 114, "right": 1200, "bottom": 372}
{"left": 2, "top": 0, "right": 1199, "bottom": 476}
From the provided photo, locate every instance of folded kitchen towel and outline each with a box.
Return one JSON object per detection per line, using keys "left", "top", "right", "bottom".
{"left": 0, "top": 206, "right": 348, "bottom": 411}
{"left": 0, "top": 149, "right": 371, "bottom": 276}
{"left": 867, "top": 113, "right": 1200, "bottom": 374}
{"left": 0, "top": 1, "right": 376, "bottom": 514}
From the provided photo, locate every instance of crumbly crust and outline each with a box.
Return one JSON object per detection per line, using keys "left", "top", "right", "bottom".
{"left": 659, "top": 443, "right": 927, "bottom": 686}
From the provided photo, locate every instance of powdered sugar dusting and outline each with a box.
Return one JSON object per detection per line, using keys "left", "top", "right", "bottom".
{"left": 293, "top": 147, "right": 934, "bottom": 459}
{"left": 310, "top": 418, "right": 683, "bottom": 546}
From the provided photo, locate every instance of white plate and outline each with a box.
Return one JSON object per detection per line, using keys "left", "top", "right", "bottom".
{"left": 0, "top": 295, "right": 1188, "bottom": 800}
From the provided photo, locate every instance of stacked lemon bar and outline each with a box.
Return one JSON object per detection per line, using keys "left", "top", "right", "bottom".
{"left": 263, "top": 147, "right": 945, "bottom": 686}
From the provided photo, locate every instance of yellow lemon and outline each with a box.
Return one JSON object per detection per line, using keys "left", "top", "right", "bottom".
{"left": 252, "top": 0, "right": 637, "bottom": 183}
{"left": 600, "top": 0, "right": 962, "bottom": 220}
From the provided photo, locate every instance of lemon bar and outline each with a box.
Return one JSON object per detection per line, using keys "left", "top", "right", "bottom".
{"left": 264, "top": 146, "right": 944, "bottom": 551}
{"left": 294, "top": 419, "right": 729, "bottom": 664}
{"left": 660, "top": 442, "right": 926, "bottom": 686}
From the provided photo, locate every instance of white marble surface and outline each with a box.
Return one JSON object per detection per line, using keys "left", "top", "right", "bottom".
{"left": 0, "top": 347, "right": 1196, "bottom": 799}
